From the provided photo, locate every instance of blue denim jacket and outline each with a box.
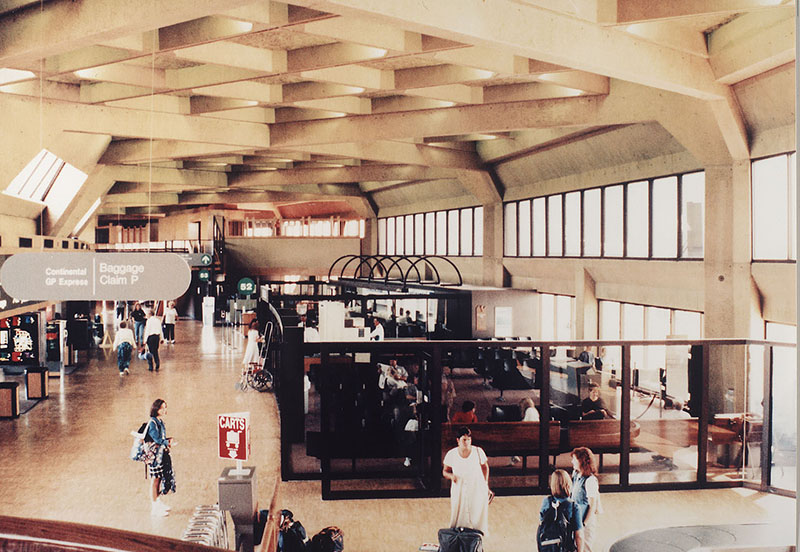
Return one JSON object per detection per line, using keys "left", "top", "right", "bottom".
{"left": 571, "top": 471, "right": 590, "bottom": 522}
{"left": 147, "top": 417, "right": 169, "bottom": 446}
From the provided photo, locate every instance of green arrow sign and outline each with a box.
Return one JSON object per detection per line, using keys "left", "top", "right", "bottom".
{"left": 200, "top": 253, "right": 212, "bottom": 266}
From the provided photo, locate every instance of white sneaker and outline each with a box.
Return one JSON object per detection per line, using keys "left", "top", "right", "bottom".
{"left": 403, "top": 457, "right": 411, "bottom": 467}
{"left": 119, "top": 371, "right": 124, "bottom": 377}
{"left": 123, "top": 368, "right": 130, "bottom": 375}
{"left": 151, "top": 502, "right": 169, "bottom": 516}
{"left": 157, "top": 498, "right": 171, "bottom": 511}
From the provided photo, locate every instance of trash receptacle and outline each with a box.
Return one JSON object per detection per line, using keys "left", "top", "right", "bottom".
{"left": 0, "top": 382, "right": 20, "bottom": 418}
{"left": 219, "top": 466, "right": 257, "bottom": 552}
{"left": 26, "top": 366, "right": 49, "bottom": 400}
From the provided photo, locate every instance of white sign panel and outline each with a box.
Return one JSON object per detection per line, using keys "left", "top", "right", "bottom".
{"left": 0, "top": 253, "right": 191, "bottom": 300}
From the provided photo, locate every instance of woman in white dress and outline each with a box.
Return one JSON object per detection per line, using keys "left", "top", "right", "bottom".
{"left": 242, "top": 319, "right": 261, "bottom": 367}
{"left": 442, "top": 426, "right": 494, "bottom": 535}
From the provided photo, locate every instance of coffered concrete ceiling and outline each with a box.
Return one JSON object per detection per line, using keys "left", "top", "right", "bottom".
{"left": 0, "top": 0, "right": 794, "bottom": 235}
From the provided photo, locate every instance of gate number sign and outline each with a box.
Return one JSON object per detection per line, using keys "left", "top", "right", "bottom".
{"left": 218, "top": 412, "right": 250, "bottom": 461}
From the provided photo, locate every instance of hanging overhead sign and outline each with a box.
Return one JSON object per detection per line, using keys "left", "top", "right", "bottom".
{"left": 0, "top": 252, "right": 191, "bottom": 300}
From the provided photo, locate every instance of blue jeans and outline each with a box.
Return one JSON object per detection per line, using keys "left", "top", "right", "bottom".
{"left": 134, "top": 321, "right": 145, "bottom": 345}
{"left": 117, "top": 342, "right": 132, "bottom": 372}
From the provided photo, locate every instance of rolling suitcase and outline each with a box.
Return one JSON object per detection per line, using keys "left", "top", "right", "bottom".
{"left": 438, "top": 527, "right": 483, "bottom": 552}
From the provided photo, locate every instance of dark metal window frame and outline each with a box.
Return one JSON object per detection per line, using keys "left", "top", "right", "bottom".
{"left": 379, "top": 206, "right": 482, "bottom": 259}
{"left": 502, "top": 169, "right": 706, "bottom": 261}
{"left": 280, "top": 336, "right": 790, "bottom": 500}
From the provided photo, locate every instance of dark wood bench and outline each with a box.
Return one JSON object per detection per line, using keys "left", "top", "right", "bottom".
{"left": 441, "top": 421, "right": 561, "bottom": 471}
{"left": 306, "top": 430, "right": 419, "bottom": 471}
{"left": 566, "top": 419, "right": 641, "bottom": 470}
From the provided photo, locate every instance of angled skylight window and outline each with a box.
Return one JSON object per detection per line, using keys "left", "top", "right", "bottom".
{"left": 6, "top": 149, "right": 87, "bottom": 203}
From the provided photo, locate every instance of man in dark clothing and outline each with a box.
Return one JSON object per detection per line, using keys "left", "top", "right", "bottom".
{"left": 278, "top": 509, "right": 308, "bottom": 552}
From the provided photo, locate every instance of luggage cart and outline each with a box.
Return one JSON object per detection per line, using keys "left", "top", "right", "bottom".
{"left": 181, "top": 504, "right": 229, "bottom": 549}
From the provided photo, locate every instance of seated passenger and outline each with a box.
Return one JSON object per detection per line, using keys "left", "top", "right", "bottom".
{"left": 399, "top": 309, "right": 413, "bottom": 324}
{"left": 511, "top": 397, "right": 540, "bottom": 464}
{"left": 520, "top": 397, "right": 540, "bottom": 421}
{"left": 377, "top": 359, "right": 408, "bottom": 390}
{"left": 404, "top": 373, "right": 422, "bottom": 405}
{"left": 451, "top": 400, "right": 478, "bottom": 424}
{"left": 581, "top": 383, "right": 611, "bottom": 420}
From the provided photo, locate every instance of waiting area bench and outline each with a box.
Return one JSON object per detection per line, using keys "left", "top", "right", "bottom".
{"left": 441, "top": 421, "right": 561, "bottom": 470}
{"left": 306, "top": 430, "right": 420, "bottom": 471}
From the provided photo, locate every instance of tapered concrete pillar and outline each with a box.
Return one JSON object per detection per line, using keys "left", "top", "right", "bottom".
{"left": 575, "top": 268, "right": 598, "bottom": 340}
{"left": 362, "top": 217, "right": 377, "bottom": 256}
{"left": 482, "top": 202, "right": 504, "bottom": 287}
{"left": 704, "top": 162, "right": 761, "bottom": 414}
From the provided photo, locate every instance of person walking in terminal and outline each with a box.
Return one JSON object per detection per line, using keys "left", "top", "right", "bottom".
{"left": 144, "top": 310, "right": 164, "bottom": 372}
{"left": 115, "top": 300, "right": 126, "bottom": 323}
{"left": 442, "top": 426, "right": 493, "bottom": 536}
{"left": 130, "top": 302, "right": 146, "bottom": 346}
{"left": 451, "top": 400, "right": 478, "bottom": 424}
{"left": 146, "top": 398, "right": 176, "bottom": 516}
{"left": 571, "top": 447, "right": 601, "bottom": 552}
{"left": 369, "top": 317, "right": 384, "bottom": 341}
{"left": 163, "top": 301, "right": 178, "bottom": 344}
{"left": 112, "top": 321, "right": 135, "bottom": 376}
{"left": 538, "top": 469, "right": 584, "bottom": 552}
{"left": 242, "top": 319, "right": 261, "bottom": 367}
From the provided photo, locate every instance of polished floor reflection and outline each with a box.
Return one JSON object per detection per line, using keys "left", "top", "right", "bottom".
{"left": 1, "top": 321, "right": 794, "bottom": 551}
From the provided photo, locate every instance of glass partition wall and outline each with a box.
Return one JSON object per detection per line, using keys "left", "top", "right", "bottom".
{"left": 280, "top": 337, "right": 795, "bottom": 500}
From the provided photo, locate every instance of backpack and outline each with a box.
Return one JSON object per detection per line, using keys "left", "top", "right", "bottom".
{"left": 537, "top": 499, "right": 576, "bottom": 552}
{"left": 308, "top": 526, "right": 343, "bottom": 552}
{"left": 129, "top": 421, "right": 154, "bottom": 462}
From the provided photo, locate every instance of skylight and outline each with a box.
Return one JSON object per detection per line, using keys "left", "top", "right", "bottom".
{"left": 6, "top": 149, "right": 87, "bottom": 203}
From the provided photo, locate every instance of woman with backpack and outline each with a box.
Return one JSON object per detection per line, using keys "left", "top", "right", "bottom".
{"left": 537, "top": 469, "right": 583, "bottom": 552}
{"left": 570, "top": 447, "right": 600, "bottom": 551}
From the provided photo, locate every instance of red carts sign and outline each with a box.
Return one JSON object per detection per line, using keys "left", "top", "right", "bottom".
{"left": 218, "top": 412, "right": 250, "bottom": 461}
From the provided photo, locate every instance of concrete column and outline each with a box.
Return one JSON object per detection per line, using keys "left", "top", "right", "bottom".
{"left": 575, "top": 267, "right": 598, "bottom": 340}
{"left": 703, "top": 162, "right": 761, "bottom": 413}
{"left": 362, "top": 217, "right": 377, "bottom": 256}
{"left": 482, "top": 202, "right": 504, "bottom": 287}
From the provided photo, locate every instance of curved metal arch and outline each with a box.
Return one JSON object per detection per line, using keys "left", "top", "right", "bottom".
{"left": 328, "top": 254, "right": 359, "bottom": 281}
{"left": 356, "top": 255, "right": 392, "bottom": 281}
{"left": 401, "top": 256, "right": 442, "bottom": 285}
{"left": 418, "top": 255, "right": 463, "bottom": 286}
{"left": 383, "top": 256, "right": 424, "bottom": 286}
{"left": 339, "top": 254, "right": 367, "bottom": 279}
{"left": 404, "top": 256, "right": 441, "bottom": 286}
{"left": 327, "top": 254, "right": 463, "bottom": 288}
